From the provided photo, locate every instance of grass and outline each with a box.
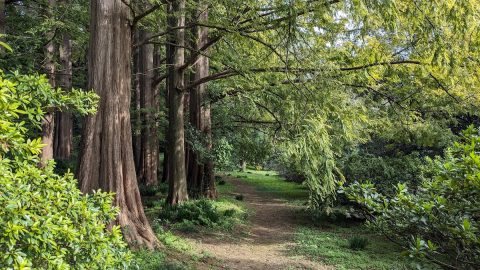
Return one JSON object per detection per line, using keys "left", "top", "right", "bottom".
{"left": 227, "top": 169, "right": 436, "bottom": 270}
{"left": 227, "top": 169, "right": 309, "bottom": 201}
{"left": 292, "top": 224, "right": 434, "bottom": 270}
{"left": 131, "top": 249, "right": 188, "bottom": 270}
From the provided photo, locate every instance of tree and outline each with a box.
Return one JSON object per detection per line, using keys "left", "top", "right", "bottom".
{"left": 54, "top": 0, "right": 73, "bottom": 160}
{"left": 77, "top": 0, "right": 157, "bottom": 248}
{"left": 138, "top": 29, "right": 159, "bottom": 187}
{"left": 166, "top": 0, "right": 189, "bottom": 205}
{"left": 186, "top": 1, "right": 216, "bottom": 198}
{"left": 40, "top": 0, "right": 56, "bottom": 166}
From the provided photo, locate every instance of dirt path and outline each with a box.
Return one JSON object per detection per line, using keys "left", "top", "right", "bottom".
{"left": 185, "top": 177, "right": 331, "bottom": 270}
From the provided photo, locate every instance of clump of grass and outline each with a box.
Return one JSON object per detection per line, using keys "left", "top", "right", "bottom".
{"left": 218, "top": 180, "right": 226, "bottom": 185}
{"left": 348, "top": 236, "right": 369, "bottom": 250}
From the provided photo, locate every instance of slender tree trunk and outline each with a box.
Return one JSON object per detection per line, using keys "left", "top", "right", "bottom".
{"left": 54, "top": 29, "right": 73, "bottom": 160}
{"left": 132, "top": 30, "right": 142, "bottom": 171}
{"left": 40, "top": 0, "right": 56, "bottom": 166}
{"left": 203, "top": 100, "right": 217, "bottom": 198}
{"left": 139, "top": 29, "right": 159, "bottom": 186}
{"left": 77, "top": 0, "right": 157, "bottom": 249}
{"left": 166, "top": 0, "right": 188, "bottom": 205}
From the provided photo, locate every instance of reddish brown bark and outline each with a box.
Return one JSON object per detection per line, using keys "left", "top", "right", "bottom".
{"left": 77, "top": 0, "right": 157, "bottom": 249}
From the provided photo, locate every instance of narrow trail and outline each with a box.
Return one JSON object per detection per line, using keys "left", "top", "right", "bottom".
{"left": 185, "top": 176, "right": 331, "bottom": 270}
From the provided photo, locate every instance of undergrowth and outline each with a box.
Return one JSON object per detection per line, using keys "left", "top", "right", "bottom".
{"left": 292, "top": 225, "right": 437, "bottom": 270}
{"left": 157, "top": 199, "right": 247, "bottom": 231}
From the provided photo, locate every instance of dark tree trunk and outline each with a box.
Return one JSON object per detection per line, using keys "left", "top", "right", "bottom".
{"left": 139, "top": 29, "right": 159, "bottom": 186}
{"left": 166, "top": 0, "right": 188, "bottom": 205}
{"left": 187, "top": 3, "right": 216, "bottom": 198}
{"left": 77, "top": 0, "right": 157, "bottom": 249}
{"left": 132, "top": 30, "right": 142, "bottom": 171}
{"left": 54, "top": 29, "right": 73, "bottom": 160}
{"left": 40, "top": 0, "right": 56, "bottom": 166}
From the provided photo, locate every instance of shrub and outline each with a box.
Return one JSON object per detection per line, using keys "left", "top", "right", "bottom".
{"left": 348, "top": 236, "right": 369, "bottom": 250}
{"left": 343, "top": 126, "right": 480, "bottom": 269}
{"left": 139, "top": 184, "right": 160, "bottom": 197}
{"left": 0, "top": 72, "right": 130, "bottom": 269}
{"left": 342, "top": 151, "right": 425, "bottom": 194}
{"left": 159, "top": 199, "right": 222, "bottom": 227}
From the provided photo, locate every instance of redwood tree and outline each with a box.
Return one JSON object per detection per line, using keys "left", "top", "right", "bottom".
{"left": 77, "top": 0, "right": 157, "bottom": 248}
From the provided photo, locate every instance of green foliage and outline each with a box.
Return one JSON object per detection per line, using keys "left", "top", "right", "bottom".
{"left": 139, "top": 183, "right": 167, "bottom": 197}
{"left": 343, "top": 126, "right": 480, "bottom": 269}
{"left": 342, "top": 151, "right": 425, "bottom": 193}
{"left": 293, "top": 226, "right": 420, "bottom": 270}
{"left": 230, "top": 170, "right": 309, "bottom": 201}
{"left": 131, "top": 249, "right": 187, "bottom": 270}
{"left": 0, "top": 72, "right": 130, "bottom": 268}
{"left": 213, "top": 137, "right": 235, "bottom": 170}
{"left": 158, "top": 199, "right": 245, "bottom": 230}
{"left": 348, "top": 236, "right": 369, "bottom": 250}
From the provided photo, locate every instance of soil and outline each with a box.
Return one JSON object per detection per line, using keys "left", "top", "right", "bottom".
{"left": 184, "top": 176, "right": 332, "bottom": 270}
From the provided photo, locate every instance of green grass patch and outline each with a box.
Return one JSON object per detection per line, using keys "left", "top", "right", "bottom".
{"left": 131, "top": 249, "right": 188, "bottom": 270}
{"left": 216, "top": 176, "right": 235, "bottom": 194}
{"left": 228, "top": 169, "right": 308, "bottom": 201}
{"left": 292, "top": 225, "right": 434, "bottom": 270}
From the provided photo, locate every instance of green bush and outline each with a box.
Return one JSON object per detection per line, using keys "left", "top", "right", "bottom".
{"left": 159, "top": 199, "right": 221, "bottom": 227}
{"left": 343, "top": 126, "right": 480, "bottom": 269}
{"left": 348, "top": 236, "right": 369, "bottom": 250}
{"left": 342, "top": 151, "right": 425, "bottom": 194}
{"left": 0, "top": 72, "right": 130, "bottom": 269}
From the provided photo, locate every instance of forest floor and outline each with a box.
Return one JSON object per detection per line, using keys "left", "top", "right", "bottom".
{"left": 139, "top": 170, "right": 419, "bottom": 270}
{"left": 182, "top": 175, "right": 331, "bottom": 270}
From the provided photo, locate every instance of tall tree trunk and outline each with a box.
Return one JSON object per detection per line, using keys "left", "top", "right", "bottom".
{"left": 203, "top": 101, "right": 217, "bottom": 198}
{"left": 54, "top": 29, "right": 73, "bottom": 160}
{"left": 139, "top": 29, "right": 159, "bottom": 186}
{"left": 166, "top": 0, "right": 188, "bottom": 205}
{"left": 187, "top": 2, "right": 216, "bottom": 198}
{"left": 77, "top": 0, "right": 157, "bottom": 249}
{"left": 40, "top": 0, "right": 56, "bottom": 166}
{"left": 132, "top": 30, "right": 142, "bottom": 172}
